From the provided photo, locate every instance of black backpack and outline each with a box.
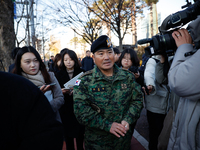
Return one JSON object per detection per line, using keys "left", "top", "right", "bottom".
{"left": 138, "top": 54, "right": 149, "bottom": 77}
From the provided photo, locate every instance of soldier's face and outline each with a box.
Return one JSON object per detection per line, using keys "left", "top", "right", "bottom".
{"left": 93, "top": 49, "right": 115, "bottom": 71}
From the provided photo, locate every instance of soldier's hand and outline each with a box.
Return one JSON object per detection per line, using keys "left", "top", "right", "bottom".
{"left": 110, "top": 122, "right": 126, "bottom": 138}
{"left": 121, "top": 120, "right": 129, "bottom": 132}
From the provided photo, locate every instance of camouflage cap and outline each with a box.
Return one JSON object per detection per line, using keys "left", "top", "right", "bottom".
{"left": 91, "top": 35, "right": 113, "bottom": 53}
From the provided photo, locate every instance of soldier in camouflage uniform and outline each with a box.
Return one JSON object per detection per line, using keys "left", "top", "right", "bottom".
{"left": 73, "top": 35, "right": 143, "bottom": 150}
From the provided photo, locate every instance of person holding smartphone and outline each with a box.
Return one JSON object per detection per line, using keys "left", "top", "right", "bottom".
{"left": 56, "top": 49, "right": 85, "bottom": 150}
{"left": 12, "top": 46, "right": 64, "bottom": 122}
{"left": 118, "top": 48, "right": 144, "bottom": 86}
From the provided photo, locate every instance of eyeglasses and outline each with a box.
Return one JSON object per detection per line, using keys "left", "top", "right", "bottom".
{"left": 122, "top": 58, "right": 131, "bottom": 61}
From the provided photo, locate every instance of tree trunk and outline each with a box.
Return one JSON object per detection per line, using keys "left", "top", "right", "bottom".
{"left": 154, "top": 3, "right": 158, "bottom": 34}
{"left": 131, "top": 1, "right": 137, "bottom": 46}
{"left": 119, "top": 37, "right": 123, "bottom": 52}
{"left": 0, "top": 0, "right": 15, "bottom": 71}
{"left": 117, "top": 20, "right": 123, "bottom": 52}
{"left": 107, "top": 17, "right": 111, "bottom": 39}
{"left": 150, "top": 3, "right": 153, "bottom": 37}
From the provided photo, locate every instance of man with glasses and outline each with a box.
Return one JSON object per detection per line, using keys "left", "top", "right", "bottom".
{"left": 73, "top": 35, "right": 143, "bottom": 150}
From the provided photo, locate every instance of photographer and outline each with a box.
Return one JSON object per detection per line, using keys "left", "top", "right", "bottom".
{"left": 167, "top": 16, "right": 200, "bottom": 150}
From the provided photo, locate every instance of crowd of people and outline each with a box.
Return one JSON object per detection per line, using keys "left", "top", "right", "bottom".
{"left": 1, "top": 15, "right": 200, "bottom": 150}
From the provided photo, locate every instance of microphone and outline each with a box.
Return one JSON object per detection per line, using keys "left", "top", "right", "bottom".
{"left": 137, "top": 38, "right": 152, "bottom": 45}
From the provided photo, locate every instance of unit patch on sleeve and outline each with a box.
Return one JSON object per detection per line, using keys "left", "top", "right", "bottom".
{"left": 75, "top": 79, "right": 81, "bottom": 86}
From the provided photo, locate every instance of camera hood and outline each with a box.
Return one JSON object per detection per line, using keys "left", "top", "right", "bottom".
{"left": 159, "top": 0, "right": 200, "bottom": 33}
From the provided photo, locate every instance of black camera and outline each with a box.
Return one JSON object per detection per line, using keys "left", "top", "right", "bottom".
{"left": 137, "top": 0, "right": 200, "bottom": 56}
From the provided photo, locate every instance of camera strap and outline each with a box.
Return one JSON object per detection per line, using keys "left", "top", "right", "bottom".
{"left": 185, "top": 42, "right": 200, "bottom": 57}
{"left": 185, "top": 48, "right": 198, "bottom": 57}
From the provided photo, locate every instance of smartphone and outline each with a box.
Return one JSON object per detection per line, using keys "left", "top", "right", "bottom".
{"left": 46, "top": 83, "right": 56, "bottom": 86}
{"left": 38, "top": 83, "right": 56, "bottom": 88}
{"left": 145, "top": 85, "right": 149, "bottom": 95}
{"left": 129, "top": 66, "right": 139, "bottom": 74}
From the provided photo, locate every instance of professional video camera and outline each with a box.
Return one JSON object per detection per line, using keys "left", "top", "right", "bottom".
{"left": 137, "top": 0, "right": 200, "bottom": 56}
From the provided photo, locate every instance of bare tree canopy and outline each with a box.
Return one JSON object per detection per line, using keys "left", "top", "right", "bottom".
{"left": 81, "top": 0, "right": 145, "bottom": 50}
{"left": 43, "top": 0, "right": 102, "bottom": 45}
{"left": 41, "top": 0, "right": 146, "bottom": 50}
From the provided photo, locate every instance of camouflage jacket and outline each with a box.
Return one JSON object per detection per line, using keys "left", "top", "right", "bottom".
{"left": 73, "top": 64, "right": 143, "bottom": 149}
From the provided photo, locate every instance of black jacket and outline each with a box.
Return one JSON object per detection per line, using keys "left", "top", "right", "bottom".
{"left": 0, "top": 72, "right": 63, "bottom": 150}
{"left": 56, "top": 68, "right": 85, "bottom": 137}
{"left": 81, "top": 56, "right": 94, "bottom": 71}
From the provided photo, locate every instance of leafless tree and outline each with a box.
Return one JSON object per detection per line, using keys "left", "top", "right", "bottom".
{"left": 80, "top": 0, "right": 145, "bottom": 50}
{"left": 42, "top": 0, "right": 102, "bottom": 45}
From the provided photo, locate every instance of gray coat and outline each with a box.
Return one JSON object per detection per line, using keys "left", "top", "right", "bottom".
{"left": 48, "top": 72, "right": 64, "bottom": 122}
{"left": 144, "top": 58, "right": 169, "bottom": 114}
{"left": 23, "top": 71, "right": 64, "bottom": 122}
{"left": 167, "top": 44, "right": 200, "bottom": 150}
{"left": 48, "top": 72, "right": 64, "bottom": 112}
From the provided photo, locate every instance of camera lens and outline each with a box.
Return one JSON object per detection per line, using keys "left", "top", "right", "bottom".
{"left": 160, "top": 33, "right": 177, "bottom": 51}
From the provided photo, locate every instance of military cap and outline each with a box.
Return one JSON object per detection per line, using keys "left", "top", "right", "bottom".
{"left": 91, "top": 35, "right": 113, "bottom": 53}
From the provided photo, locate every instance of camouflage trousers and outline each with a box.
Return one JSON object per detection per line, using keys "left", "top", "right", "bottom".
{"left": 84, "top": 127, "right": 133, "bottom": 150}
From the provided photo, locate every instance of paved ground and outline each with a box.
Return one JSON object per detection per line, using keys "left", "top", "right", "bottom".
{"left": 135, "top": 108, "right": 149, "bottom": 142}
{"left": 133, "top": 108, "right": 149, "bottom": 150}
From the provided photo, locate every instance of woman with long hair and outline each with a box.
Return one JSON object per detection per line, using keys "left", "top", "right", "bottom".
{"left": 56, "top": 48, "right": 85, "bottom": 150}
{"left": 12, "top": 46, "right": 64, "bottom": 121}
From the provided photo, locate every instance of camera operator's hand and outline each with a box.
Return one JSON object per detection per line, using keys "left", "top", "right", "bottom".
{"left": 172, "top": 29, "right": 193, "bottom": 47}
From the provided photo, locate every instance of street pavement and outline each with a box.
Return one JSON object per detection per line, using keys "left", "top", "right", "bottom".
{"left": 133, "top": 108, "right": 149, "bottom": 150}
{"left": 62, "top": 108, "right": 149, "bottom": 150}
